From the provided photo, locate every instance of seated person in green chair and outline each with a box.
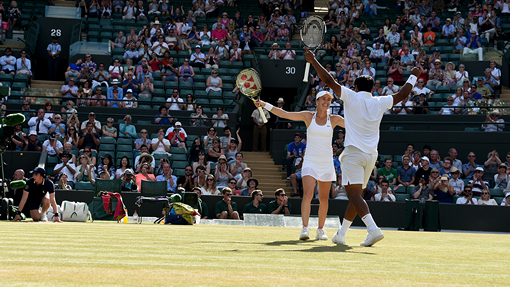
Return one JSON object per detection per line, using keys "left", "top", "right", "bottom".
{"left": 243, "top": 189, "right": 268, "bottom": 215}
{"left": 215, "top": 187, "right": 240, "bottom": 219}
{"left": 76, "top": 154, "right": 96, "bottom": 186}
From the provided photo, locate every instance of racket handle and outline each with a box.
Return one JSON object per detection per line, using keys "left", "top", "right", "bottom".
{"left": 258, "top": 106, "right": 268, "bottom": 123}
{"left": 303, "top": 62, "right": 310, "bottom": 82}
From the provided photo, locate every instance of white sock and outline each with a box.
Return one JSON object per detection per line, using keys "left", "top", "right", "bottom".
{"left": 361, "top": 214, "right": 378, "bottom": 232}
{"left": 338, "top": 219, "right": 352, "bottom": 235}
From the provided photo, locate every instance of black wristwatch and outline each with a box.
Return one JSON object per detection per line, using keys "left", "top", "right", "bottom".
{"left": 284, "top": 205, "right": 289, "bottom": 208}
{"left": 54, "top": 213, "right": 59, "bottom": 217}
{"left": 16, "top": 210, "right": 21, "bottom": 215}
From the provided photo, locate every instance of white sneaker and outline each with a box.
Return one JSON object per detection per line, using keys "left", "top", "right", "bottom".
{"left": 332, "top": 231, "right": 346, "bottom": 245}
{"left": 40, "top": 212, "right": 48, "bottom": 222}
{"left": 360, "top": 228, "right": 384, "bottom": 247}
{"left": 299, "top": 227, "right": 310, "bottom": 240}
{"left": 315, "top": 229, "right": 328, "bottom": 240}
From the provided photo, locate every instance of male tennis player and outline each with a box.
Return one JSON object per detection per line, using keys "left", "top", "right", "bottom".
{"left": 305, "top": 47, "right": 421, "bottom": 246}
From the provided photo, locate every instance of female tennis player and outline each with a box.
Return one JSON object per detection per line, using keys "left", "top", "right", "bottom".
{"left": 255, "top": 92, "right": 344, "bottom": 240}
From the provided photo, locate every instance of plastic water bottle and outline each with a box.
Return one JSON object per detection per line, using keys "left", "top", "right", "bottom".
{"left": 133, "top": 210, "right": 138, "bottom": 224}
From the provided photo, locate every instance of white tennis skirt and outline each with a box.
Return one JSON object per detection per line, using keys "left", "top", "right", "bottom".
{"left": 301, "top": 156, "right": 336, "bottom": 182}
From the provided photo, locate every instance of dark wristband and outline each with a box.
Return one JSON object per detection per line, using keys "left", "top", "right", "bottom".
{"left": 16, "top": 210, "right": 21, "bottom": 215}
{"left": 54, "top": 213, "right": 59, "bottom": 217}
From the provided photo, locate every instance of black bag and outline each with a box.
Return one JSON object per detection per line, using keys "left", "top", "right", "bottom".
{"left": 404, "top": 199, "right": 420, "bottom": 231}
{"left": 423, "top": 200, "right": 441, "bottom": 232}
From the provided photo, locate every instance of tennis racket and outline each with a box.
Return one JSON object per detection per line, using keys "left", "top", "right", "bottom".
{"left": 299, "top": 16, "right": 326, "bottom": 82}
{"left": 236, "top": 68, "right": 267, "bottom": 123}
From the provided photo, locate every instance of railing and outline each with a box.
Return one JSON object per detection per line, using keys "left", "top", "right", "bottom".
{"left": 297, "top": 100, "right": 510, "bottom": 115}
{"left": 7, "top": 93, "right": 238, "bottom": 110}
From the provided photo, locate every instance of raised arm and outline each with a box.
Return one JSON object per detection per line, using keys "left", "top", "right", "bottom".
{"left": 304, "top": 47, "right": 342, "bottom": 96}
{"left": 391, "top": 67, "right": 421, "bottom": 106}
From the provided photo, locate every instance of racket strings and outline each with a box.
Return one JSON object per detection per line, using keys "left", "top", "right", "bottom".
{"left": 236, "top": 69, "right": 262, "bottom": 97}
{"left": 301, "top": 18, "right": 325, "bottom": 49}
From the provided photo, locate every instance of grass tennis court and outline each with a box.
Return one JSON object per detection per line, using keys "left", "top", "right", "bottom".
{"left": 1, "top": 221, "right": 509, "bottom": 286}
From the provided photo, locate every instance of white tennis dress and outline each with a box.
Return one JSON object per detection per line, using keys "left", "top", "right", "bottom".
{"left": 301, "top": 113, "right": 336, "bottom": 182}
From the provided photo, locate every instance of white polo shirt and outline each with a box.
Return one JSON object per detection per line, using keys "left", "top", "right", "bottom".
{"left": 340, "top": 86, "right": 393, "bottom": 154}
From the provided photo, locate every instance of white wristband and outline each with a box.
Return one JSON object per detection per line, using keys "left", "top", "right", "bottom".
{"left": 406, "top": 75, "right": 417, "bottom": 87}
{"left": 264, "top": 103, "right": 274, "bottom": 111}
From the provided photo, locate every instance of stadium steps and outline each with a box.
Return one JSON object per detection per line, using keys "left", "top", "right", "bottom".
{"left": 54, "top": 0, "right": 77, "bottom": 8}
{"left": 0, "top": 31, "right": 26, "bottom": 51}
{"left": 241, "top": 152, "right": 290, "bottom": 196}
{"left": 27, "top": 80, "right": 64, "bottom": 105}
{"left": 31, "top": 80, "right": 63, "bottom": 90}
{"left": 500, "top": 86, "right": 510, "bottom": 99}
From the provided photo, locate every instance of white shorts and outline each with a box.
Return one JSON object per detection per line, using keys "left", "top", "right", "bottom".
{"left": 339, "top": 146, "right": 378, "bottom": 189}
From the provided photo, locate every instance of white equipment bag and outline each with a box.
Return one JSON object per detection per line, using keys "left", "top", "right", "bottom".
{"left": 62, "top": 201, "right": 90, "bottom": 222}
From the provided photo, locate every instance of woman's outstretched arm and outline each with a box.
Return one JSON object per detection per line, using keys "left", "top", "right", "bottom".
{"left": 255, "top": 101, "right": 312, "bottom": 126}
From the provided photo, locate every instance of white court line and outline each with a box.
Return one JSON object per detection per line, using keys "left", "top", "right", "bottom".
{"left": 2, "top": 258, "right": 509, "bottom": 278}
{"left": 1, "top": 250, "right": 508, "bottom": 270}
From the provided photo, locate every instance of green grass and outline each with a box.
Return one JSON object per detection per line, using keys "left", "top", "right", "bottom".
{"left": 1, "top": 221, "right": 509, "bottom": 286}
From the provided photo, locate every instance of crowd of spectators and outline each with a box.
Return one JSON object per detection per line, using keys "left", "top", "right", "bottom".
{"left": 3, "top": 1, "right": 510, "bottom": 221}
{"left": 302, "top": 0, "right": 506, "bottom": 116}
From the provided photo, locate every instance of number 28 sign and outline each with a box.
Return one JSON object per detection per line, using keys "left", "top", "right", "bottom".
{"left": 50, "top": 29, "right": 61, "bottom": 37}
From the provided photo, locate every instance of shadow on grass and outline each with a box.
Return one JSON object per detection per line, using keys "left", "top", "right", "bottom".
{"left": 261, "top": 240, "right": 375, "bottom": 254}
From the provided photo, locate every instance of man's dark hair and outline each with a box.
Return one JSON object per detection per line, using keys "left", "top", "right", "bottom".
{"left": 251, "top": 189, "right": 261, "bottom": 200}
{"left": 423, "top": 144, "right": 432, "bottom": 151}
{"left": 381, "top": 179, "right": 390, "bottom": 185}
{"left": 408, "top": 143, "right": 414, "bottom": 149}
{"left": 354, "top": 75, "right": 374, "bottom": 93}
{"left": 223, "top": 126, "right": 230, "bottom": 132}
{"left": 140, "top": 144, "right": 148, "bottom": 150}
{"left": 275, "top": 188, "right": 285, "bottom": 197}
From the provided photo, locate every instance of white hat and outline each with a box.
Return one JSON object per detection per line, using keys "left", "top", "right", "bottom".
{"left": 174, "top": 121, "right": 182, "bottom": 126}
{"left": 154, "top": 20, "right": 160, "bottom": 25}
{"left": 316, "top": 91, "right": 333, "bottom": 100}
{"left": 112, "top": 79, "right": 120, "bottom": 84}
{"left": 277, "top": 98, "right": 285, "bottom": 103}
{"left": 126, "top": 89, "right": 133, "bottom": 93}
{"left": 29, "top": 131, "right": 37, "bottom": 136}
{"left": 421, "top": 156, "right": 430, "bottom": 162}
{"left": 475, "top": 167, "right": 484, "bottom": 172}
{"left": 506, "top": 192, "right": 510, "bottom": 198}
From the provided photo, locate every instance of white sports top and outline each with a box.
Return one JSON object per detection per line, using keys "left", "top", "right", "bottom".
{"left": 301, "top": 113, "right": 335, "bottom": 181}
{"left": 340, "top": 86, "right": 394, "bottom": 154}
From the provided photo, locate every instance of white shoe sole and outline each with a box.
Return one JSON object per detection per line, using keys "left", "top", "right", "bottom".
{"left": 332, "top": 234, "right": 346, "bottom": 245}
{"left": 360, "top": 234, "right": 384, "bottom": 247}
{"left": 299, "top": 233, "right": 310, "bottom": 240}
{"left": 316, "top": 235, "right": 328, "bottom": 240}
